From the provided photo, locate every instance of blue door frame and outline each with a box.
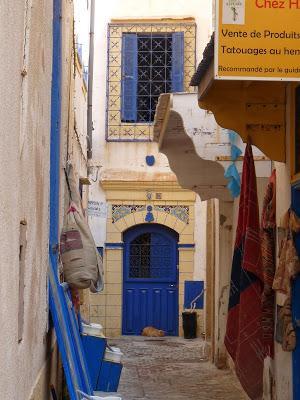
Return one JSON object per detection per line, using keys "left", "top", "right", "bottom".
{"left": 122, "top": 224, "right": 179, "bottom": 336}
{"left": 292, "top": 184, "right": 300, "bottom": 399}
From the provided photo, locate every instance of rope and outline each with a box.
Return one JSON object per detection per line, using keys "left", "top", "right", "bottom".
{"left": 64, "top": 167, "right": 72, "bottom": 201}
{"left": 189, "top": 288, "right": 205, "bottom": 312}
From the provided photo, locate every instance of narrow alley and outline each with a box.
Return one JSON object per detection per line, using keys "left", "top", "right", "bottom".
{"left": 105, "top": 337, "right": 247, "bottom": 400}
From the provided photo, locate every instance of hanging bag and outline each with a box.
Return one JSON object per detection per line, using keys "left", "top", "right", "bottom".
{"left": 272, "top": 209, "right": 300, "bottom": 352}
{"left": 273, "top": 210, "right": 300, "bottom": 296}
{"left": 60, "top": 164, "right": 104, "bottom": 293}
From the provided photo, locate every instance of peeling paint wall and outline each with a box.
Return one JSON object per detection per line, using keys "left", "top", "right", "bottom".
{"left": 212, "top": 200, "right": 233, "bottom": 368}
{"left": 0, "top": 1, "right": 54, "bottom": 399}
{"left": 194, "top": 196, "right": 207, "bottom": 282}
{"left": 172, "top": 93, "right": 272, "bottom": 179}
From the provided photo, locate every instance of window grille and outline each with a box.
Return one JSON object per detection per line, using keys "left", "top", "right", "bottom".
{"left": 129, "top": 232, "right": 173, "bottom": 279}
{"left": 126, "top": 34, "right": 172, "bottom": 124}
{"left": 129, "top": 233, "right": 151, "bottom": 278}
{"left": 106, "top": 22, "right": 196, "bottom": 141}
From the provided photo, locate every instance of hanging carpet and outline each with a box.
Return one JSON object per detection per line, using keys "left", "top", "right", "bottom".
{"left": 261, "top": 169, "right": 276, "bottom": 358}
{"left": 225, "top": 143, "right": 264, "bottom": 400}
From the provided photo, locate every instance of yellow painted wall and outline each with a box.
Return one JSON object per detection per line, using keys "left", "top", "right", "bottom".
{"left": 89, "top": 182, "right": 198, "bottom": 337}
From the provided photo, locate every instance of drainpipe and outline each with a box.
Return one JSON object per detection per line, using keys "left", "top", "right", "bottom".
{"left": 87, "top": 0, "right": 95, "bottom": 160}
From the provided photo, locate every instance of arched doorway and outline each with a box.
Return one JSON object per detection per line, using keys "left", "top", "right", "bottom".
{"left": 122, "top": 224, "right": 179, "bottom": 336}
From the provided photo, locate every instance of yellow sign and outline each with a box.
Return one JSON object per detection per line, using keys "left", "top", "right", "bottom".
{"left": 215, "top": 0, "right": 300, "bottom": 80}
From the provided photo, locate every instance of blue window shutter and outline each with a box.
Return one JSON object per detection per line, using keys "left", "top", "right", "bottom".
{"left": 121, "top": 34, "right": 138, "bottom": 121}
{"left": 171, "top": 32, "right": 184, "bottom": 92}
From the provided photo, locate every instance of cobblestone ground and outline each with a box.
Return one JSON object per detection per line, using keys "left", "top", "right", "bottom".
{"left": 108, "top": 337, "right": 248, "bottom": 400}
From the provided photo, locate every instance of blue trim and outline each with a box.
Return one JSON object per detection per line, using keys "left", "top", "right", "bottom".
{"left": 121, "top": 33, "right": 138, "bottom": 122}
{"left": 105, "top": 242, "right": 124, "bottom": 249}
{"left": 49, "top": 2, "right": 93, "bottom": 398}
{"left": 145, "top": 211, "right": 154, "bottom": 223}
{"left": 49, "top": 0, "right": 62, "bottom": 250}
{"left": 178, "top": 243, "right": 195, "bottom": 248}
{"left": 171, "top": 32, "right": 184, "bottom": 92}
{"left": 146, "top": 155, "right": 155, "bottom": 166}
{"left": 97, "top": 247, "right": 104, "bottom": 258}
{"left": 49, "top": 2, "right": 80, "bottom": 397}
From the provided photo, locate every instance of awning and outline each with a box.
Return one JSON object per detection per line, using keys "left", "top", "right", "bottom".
{"left": 154, "top": 92, "right": 232, "bottom": 201}
{"left": 154, "top": 92, "right": 272, "bottom": 201}
{"left": 190, "top": 35, "right": 286, "bottom": 162}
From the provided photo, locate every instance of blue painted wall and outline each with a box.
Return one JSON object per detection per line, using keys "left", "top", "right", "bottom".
{"left": 184, "top": 281, "right": 204, "bottom": 309}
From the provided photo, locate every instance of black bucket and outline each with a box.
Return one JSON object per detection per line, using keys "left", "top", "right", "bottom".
{"left": 182, "top": 311, "right": 197, "bottom": 339}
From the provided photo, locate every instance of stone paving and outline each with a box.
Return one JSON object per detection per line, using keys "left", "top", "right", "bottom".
{"left": 107, "top": 336, "right": 248, "bottom": 400}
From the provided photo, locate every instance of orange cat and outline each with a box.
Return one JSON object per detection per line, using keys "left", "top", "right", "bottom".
{"left": 141, "top": 326, "right": 165, "bottom": 337}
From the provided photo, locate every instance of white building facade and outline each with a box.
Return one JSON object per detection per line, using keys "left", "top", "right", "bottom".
{"left": 88, "top": 0, "right": 215, "bottom": 338}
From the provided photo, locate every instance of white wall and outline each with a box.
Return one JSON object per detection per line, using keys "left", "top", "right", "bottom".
{"left": 69, "top": 57, "right": 89, "bottom": 210}
{"left": 74, "top": 0, "right": 90, "bottom": 67}
{"left": 273, "top": 161, "right": 292, "bottom": 400}
{"left": 93, "top": 0, "right": 213, "bottom": 164}
{"left": 90, "top": 0, "right": 213, "bottom": 247}
{"left": 172, "top": 93, "right": 271, "bottom": 177}
{"left": 194, "top": 196, "right": 207, "bottom": 280}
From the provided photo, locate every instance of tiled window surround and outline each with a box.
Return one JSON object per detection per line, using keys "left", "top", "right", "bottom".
{"left": 106, "top": 21, "right": 196, "bottom": 141}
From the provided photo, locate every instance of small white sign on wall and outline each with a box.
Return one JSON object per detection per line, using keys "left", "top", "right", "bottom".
{"left": 222, "top": 0, "right": 245, "bottom": 25}
{"left": 87, "top": 201, "right": 108, "bottom": 218}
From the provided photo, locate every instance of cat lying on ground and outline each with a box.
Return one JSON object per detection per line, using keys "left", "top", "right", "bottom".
{"left": 141, "top": 326, "right": 165, "bottom": 337}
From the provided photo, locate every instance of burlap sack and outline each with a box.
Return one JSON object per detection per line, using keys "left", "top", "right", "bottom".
{"left": 60, "top": 165, "right": 104, "bottom": 293}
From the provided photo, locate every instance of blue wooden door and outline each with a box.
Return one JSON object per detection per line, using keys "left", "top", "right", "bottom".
{"left": 122, "top": 224, "right": 179, "bottom": 336}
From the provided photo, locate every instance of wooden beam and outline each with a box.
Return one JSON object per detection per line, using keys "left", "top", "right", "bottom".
{"left": 199, "top": 80, "right": 286, "bottom": 162}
